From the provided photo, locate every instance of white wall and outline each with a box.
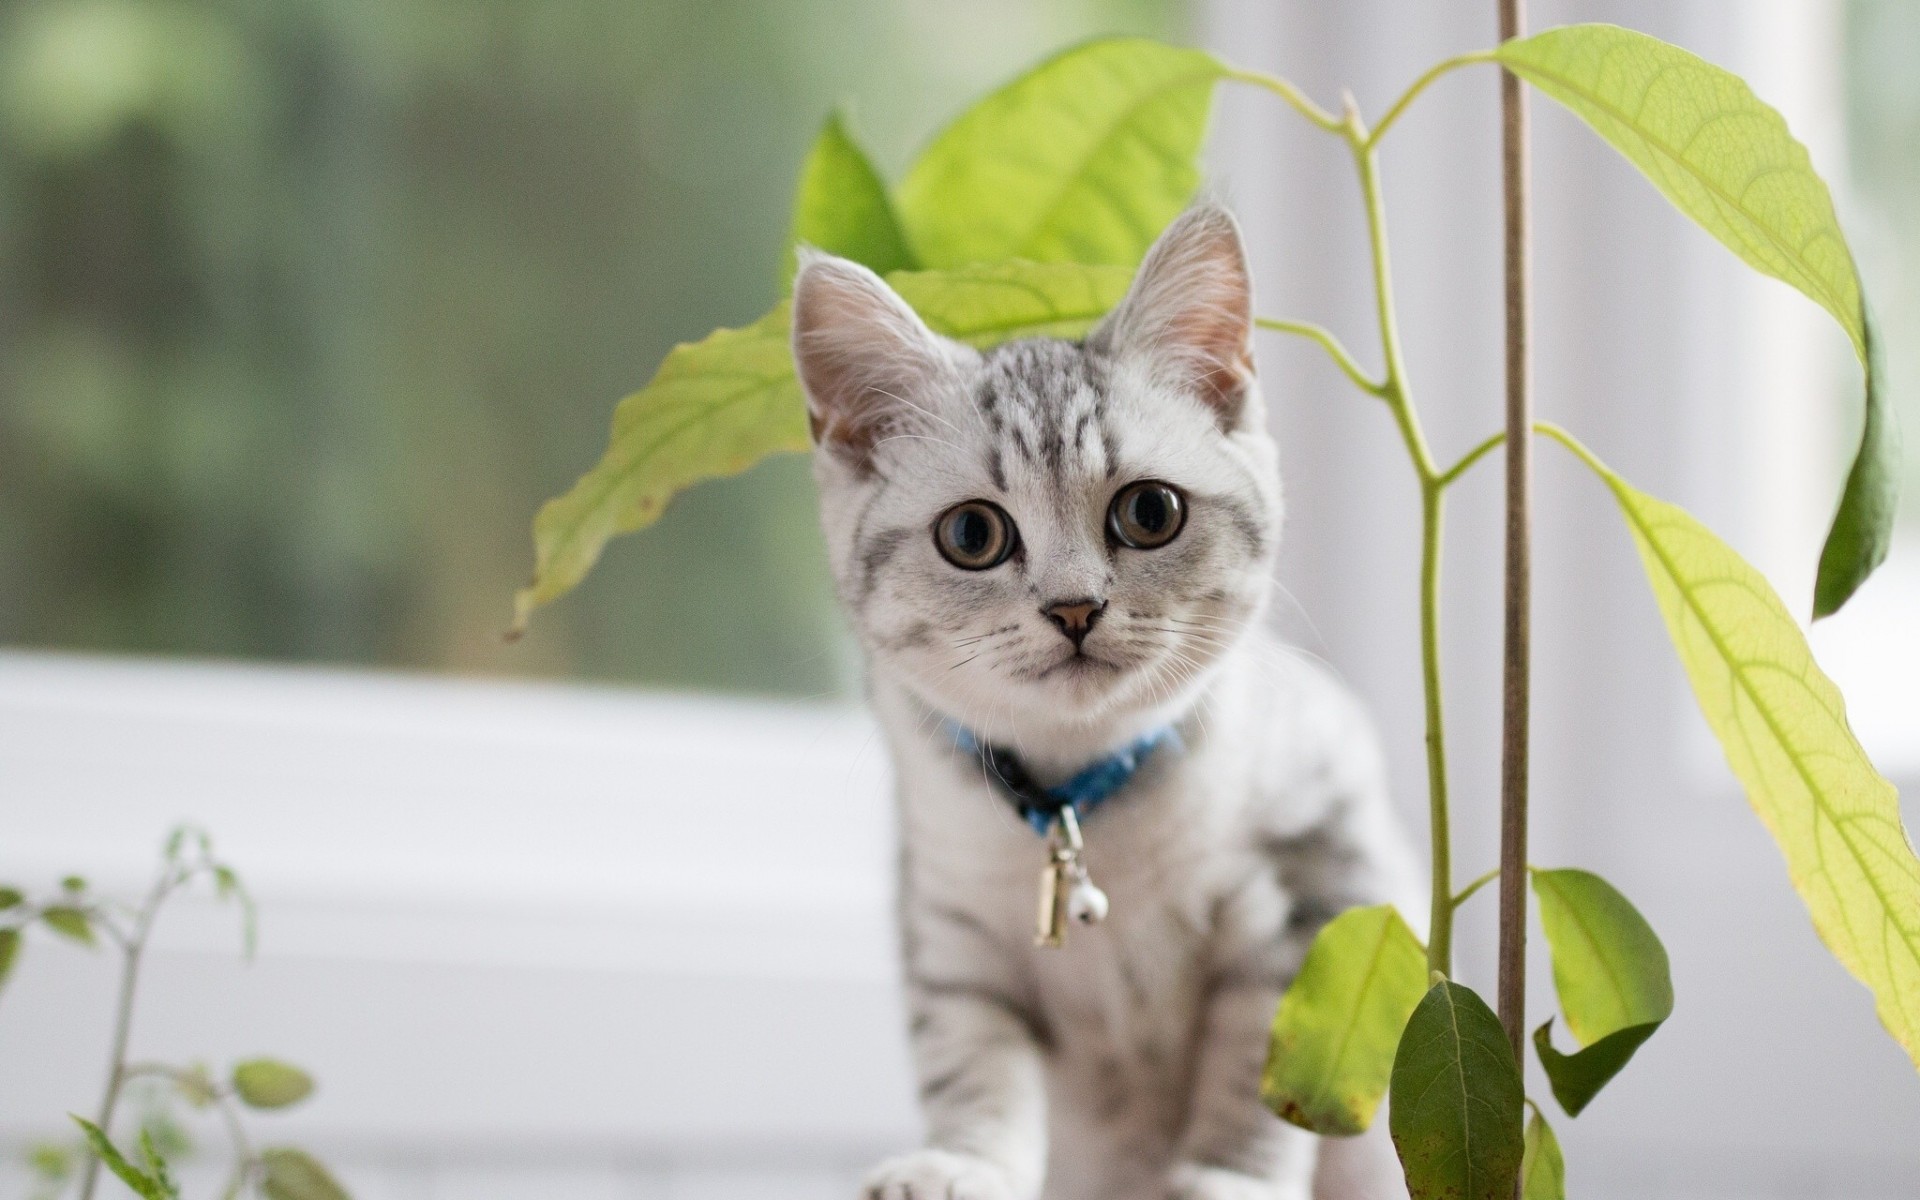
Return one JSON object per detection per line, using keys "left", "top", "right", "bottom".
{"left": 0, "top": 653, "right": 916, "bottom": 1198}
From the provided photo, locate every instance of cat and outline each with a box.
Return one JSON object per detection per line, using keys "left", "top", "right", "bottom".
{"left": 791, "top": 204, "right": 1420, "bottom": 1200}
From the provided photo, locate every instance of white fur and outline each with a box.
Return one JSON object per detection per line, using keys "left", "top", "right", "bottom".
{"left": 794, "top": 206, "right": 1420, "bottom": 1200}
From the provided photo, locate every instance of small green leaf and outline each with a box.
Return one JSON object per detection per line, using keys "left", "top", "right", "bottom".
{"left": 897, "top": 38, "right": 1224, "bottom": 269}
{"left": 1527, "top": 867, "right": 1671, "bottom": 1114}
{"left": 1555, "top": 435, "right": 1920, "bottom": 1073}
{"left": 1521, "top": 1107, "right": 1566, "bottom": 1200}
{"left": 41, "top": 906, "right": 94, "bottom": 946}
{"left": 213, "top": 865, "right": 257, "bottom": 958}
{"left": 172, "top": 1063, "right": 220, "bottom": 1108}
{"left": 1261, "top": 904, "right": 1429, "bottom": 1135}
{"left": 0, "top": 886, "right": 24, "bottom": 909}
{"left": 513, "top": 261, "right": 1132, "bottom": 631}
{"left": 786, "top": 112, "right": 915, "bottom": 280}
{"left": 1388, "top": 981, "right": 1525, "bottom": 1200}
{"left": 27, "top": 1139, "right": 75, "bottom": 1183}
{"left": 71, "top": 1117, "right": 169, "bottom": 1200}
{"left": 1496, "top": 24, "right": 1896, "bottom": 615}
{"left": 232, "top": 1059, "right": 315, "bottom": 1109}
{"left": 1531, "top": 868, "right": 1672, "bottom": 1043}
{"left": 139, "top": 1130, "right": 181, "bottom": 1199}
{"left": 1532, "top": 1018, "right": 1659, "bottom": 1118}
{"left": 60, "top": 875, "right": 85, "bottom": 893}
{"left": 0, "top": 928, "right": 19, "bottom": 990}
{"left": 260, "top": 1147, "right": 352, "bottom": 1200}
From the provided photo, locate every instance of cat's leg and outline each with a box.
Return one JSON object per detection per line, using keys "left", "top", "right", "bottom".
{"left": 865, "top": 915, "right": 1049, "bottom": 1200}
{"left": 1165, "top": 976, "right": 1316, "bottom": 1200}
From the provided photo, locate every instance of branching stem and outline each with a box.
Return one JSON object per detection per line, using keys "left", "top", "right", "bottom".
{"left": 1254, "top": 317, "right": 1386, "bottom": 396}
{"left": 1365, "top": 51, "right": 1497, "bottom": 149}
{"left": 1222, "top": 68, "right": 1345, "bottom": 133}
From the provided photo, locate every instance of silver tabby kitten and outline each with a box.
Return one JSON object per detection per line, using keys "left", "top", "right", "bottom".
{"left": 793, "top": 205, "right": 1418, "bottom": 1200}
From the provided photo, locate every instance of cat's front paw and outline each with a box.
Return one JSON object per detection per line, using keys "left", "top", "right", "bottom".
{"left": 862, "top": 1149, "right": 1014, "bottom": 1200}
{"left": 1166, "top": 1162, "right": 1309, "bottom": 1200}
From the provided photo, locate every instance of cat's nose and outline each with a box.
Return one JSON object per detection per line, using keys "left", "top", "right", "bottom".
{"left": 1042, "top": 599, "right": 1106, "bottom": 647}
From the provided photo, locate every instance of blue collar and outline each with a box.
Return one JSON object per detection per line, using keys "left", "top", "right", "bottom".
{"left": 945, "top": 721, "right": 1180, "bottom": 835}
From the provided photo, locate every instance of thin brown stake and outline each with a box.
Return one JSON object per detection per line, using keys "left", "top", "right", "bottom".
{"left": 1496, "top": 0, "right": 1533, "bottom": 1084}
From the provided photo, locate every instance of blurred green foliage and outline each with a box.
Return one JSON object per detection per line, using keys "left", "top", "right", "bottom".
{"left": 0, "top": 0, "right": 1182, "bottom": 694}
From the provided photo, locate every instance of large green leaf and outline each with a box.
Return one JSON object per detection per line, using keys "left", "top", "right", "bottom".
{"left": 1389, "top": 981, "right": 1525, "bottom": 1200}
{"left": 1261, "top": 904, "right": 1428, "bottom": 1136}
{"left": 1521, "top": 1107, "right": 1566, "bottom": 1200}
{"left": 785, "top": 113, "right": 914, "bottom": 280}
{"left": 1529, "top": 868, "right": 1671, "bottom": 1115}
{"left": 513, "top": 261, "right": 1133, "bottom": 631}
{"left": 1555, "top": 434, "right": 1920, "bottom": 1072}
{"left": 1497, "top": 24, "right": 1898, "bottom": 617}
{"left": 896, "top": 38, "right": 1223, "bottom": 269}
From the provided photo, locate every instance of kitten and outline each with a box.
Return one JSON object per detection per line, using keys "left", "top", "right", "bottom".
{"left": 792, "top": 205, "right": 1419, "bottom": 1200}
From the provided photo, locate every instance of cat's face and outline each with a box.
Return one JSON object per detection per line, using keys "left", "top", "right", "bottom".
{"left": 794, "top": 205, "right": 1280, "bottom": 738}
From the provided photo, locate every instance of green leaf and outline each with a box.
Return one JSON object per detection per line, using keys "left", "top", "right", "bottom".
{"left": 71, "top": 1117, "right": 170, "bottom": 1200}
{"left": 41, "top": 906, "right": 94, "bottom": 946}
{"left": 1495, "top": 24, "right": 1897, "bottom": 616}
{"left": 786, "top": 112, "right": 914, "bottom": 280}
{"left": 1556, "top": 434, "right": 1920, "bottom": 1073}
{"left": 213, "top": 864, "right": 258, "bottom": 958}
{"left": 1388, "top": 981, "right": 1525, "bottom": 1200}
{"left": 1521, "top": 1107, "right": 1566, "bottom": 1200}
{"left": 0, "top": 886, "right": 24, "bottom": 909}
{"left": 139, "top": 1130, "right": 181, "bottom": 1199}
{"left": 0, "top": 928, "right": 19, "bottom": 990}
{"left": 896, "top": 38, "right": 1224, "bottom": 269}
{"left": 1527, "top": 867, "right": 1671, "bottom": 1114}
{"left": 1531, "top": 869, "right": 1672, "bottom": 1042}
{"left": 512, "top": 261, "right": 1132, "bottom": 632}
{"left": 172, "top": 1063, "right": 220, "bottom": 1108}
{"left": 1261, "top": 904, "right": 1429, "bottom": 1135}
{"left": 260, "top": 1147, "right": 352, "bottom": 1200}
{"left": 60, "top": 875, "right": 85, "bottom": 893}
{"left": 232, "top": 1059, "right": 315, "bottom": 1109}
{"left": 27, "top": 1139, "right": 76, "bottom": 1184}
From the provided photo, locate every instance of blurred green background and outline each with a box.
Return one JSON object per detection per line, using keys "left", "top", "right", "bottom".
{"left": 2, "top": 0, "right": 1915, "bottom": 697}
{"left": 0, "top": 0, "right": 1184, "bottom": 696}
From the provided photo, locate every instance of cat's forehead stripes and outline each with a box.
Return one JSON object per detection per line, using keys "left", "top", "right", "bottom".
{"left": 973, "top": 339, "right": 1118, "bottom": 485}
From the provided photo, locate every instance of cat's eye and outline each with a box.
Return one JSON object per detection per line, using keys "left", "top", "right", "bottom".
{"left": 1108, "top": 481, "right": 1186, "bottom": 550}
{"left": 935, "top": 501, "right": 1016, "bottom": 570}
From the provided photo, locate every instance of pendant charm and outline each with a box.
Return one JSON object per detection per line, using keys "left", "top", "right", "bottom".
{"left": 1034, "top": 806, "right": 1106, "bottom": 948}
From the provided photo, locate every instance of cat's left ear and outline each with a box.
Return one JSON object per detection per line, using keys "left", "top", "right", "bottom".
{"left": 1090, "top": 204, "right": 1256, "bottom": 428}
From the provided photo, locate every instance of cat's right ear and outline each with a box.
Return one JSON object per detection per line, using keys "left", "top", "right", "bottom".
{"left": 791, "top": 251, "right": 966, "bottom": 471}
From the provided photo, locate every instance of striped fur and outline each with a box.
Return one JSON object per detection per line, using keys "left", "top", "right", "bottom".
{"left": 795, "top": 206, "right": 1419, "bottom": 1200}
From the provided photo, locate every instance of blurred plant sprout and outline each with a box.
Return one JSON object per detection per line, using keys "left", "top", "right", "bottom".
{"left": 517, "top": 25, "right": 1919, "bottom": 1200}
{"left": 1, "top": 827, "right": 350, "bottom": 1200}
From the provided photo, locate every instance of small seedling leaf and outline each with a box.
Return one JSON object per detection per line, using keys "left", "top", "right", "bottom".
{"left": 1388, "top": 981, "right": 1525, "bottom": 1200}
{"left": 0, "top": 928, "right": 20, "bottom": 991}
{"left": 71, "top": 1117, "right": 169, "bottom": 1200}
{"left": 41, "top": 906, "right": 94, "bottom": 946}
{"left": 0, "top": 886, "right": 24, "bottom": 909}
{"left": 232, "top": 1059, "right": 315, "bottom": 1109}
{"left": 1261, "top": 904, "right": 1428, "bottom": 1135}
{"left": 260, "top": 1147, "right": 352, "bottom": 1200}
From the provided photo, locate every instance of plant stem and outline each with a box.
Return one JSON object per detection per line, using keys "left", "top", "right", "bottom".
{"left": 1496, "top": 0, "right": 1535, "bottom": 1090}
{"left": 1254, "top": 316, "right": 1387, "bottom": 396}
{"left": 1341, "top": 108, "right": 1455, "bottom": 975}
{"left": 78, "top": 869, "right": 178, "bottom": 1200}
{"left": 1452, "top": 866, "right": 1502, "bottom": 910}
{"left": 1438, "top": 431, "right": 1508, "bottom": 489}
{"left": 1222, "top": 67, "right": 1345, "bottom": 133}
{"left": 1365, "top": 51, "right": 1498, "bottom": 149}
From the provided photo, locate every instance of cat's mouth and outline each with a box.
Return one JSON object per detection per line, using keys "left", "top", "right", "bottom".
{"left": 1027, "top": 648, "right": 1124, "bottom": 682}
